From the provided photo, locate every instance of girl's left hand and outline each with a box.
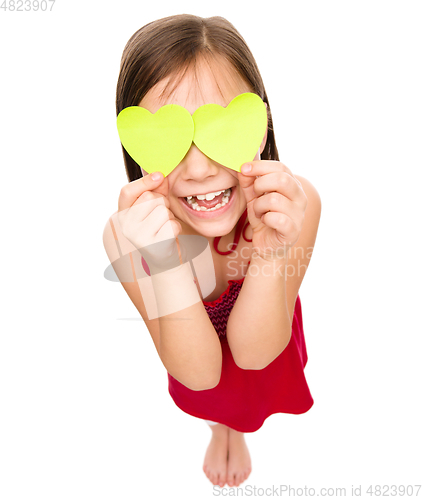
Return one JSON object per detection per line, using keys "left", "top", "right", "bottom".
{"left": 237, "top": 160, "right": 308, "bottom": 261}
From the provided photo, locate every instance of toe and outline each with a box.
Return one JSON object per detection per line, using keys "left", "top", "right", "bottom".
{"left": 227, "top": 472, "right": 235, "bottom": 487}
{"left": 203, "top": 465, "right": 210, "bottom": 479}
{"left": 217, "top": 473, "right": 225, "bottom": 487}
{"left": 235, "top": 472, "right": 243, "bottom": 486}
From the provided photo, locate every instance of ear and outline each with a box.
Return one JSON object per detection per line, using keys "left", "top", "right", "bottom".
{"left": 259, "top": 127, "right": 268, "bottom": 155}
{"left": 259, "top": 102, "right": 268, "bottom": 155}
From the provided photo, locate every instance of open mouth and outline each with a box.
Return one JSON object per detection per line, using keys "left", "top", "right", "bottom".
{"left": 179, "top": 186, "right": 236, "bottom": 216}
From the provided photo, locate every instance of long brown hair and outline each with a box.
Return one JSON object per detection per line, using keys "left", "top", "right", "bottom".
{"left": 116, "top": 14, "right": 279, "bottom": 183}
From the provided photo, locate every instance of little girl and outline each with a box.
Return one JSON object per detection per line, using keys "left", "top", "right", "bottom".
{"left": 103, "top": 14, "right": 321, "bottom": 488}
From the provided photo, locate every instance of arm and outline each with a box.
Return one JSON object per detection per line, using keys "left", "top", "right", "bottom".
{"left": 226, "top": 175, "right": 322, "bottom": 370}
{"left": 103, "top": 215, "right": 222, "bottom": 391}
{"left": 149, "top": 262, "right": 223, "bottom": 391}
{"left": 227, "top": 255, "right": 291, "bottom": 370}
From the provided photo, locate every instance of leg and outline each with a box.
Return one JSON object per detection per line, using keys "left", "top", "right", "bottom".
{"left": 202, "top": 421, "right": 229, "bottom": 487}
{"left": 226, "top": 427, "right": 252, "bottom": 487}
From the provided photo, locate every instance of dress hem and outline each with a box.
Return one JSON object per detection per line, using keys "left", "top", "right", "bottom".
{"left": 169, "top": 394, "right": 315, "bottom": 433}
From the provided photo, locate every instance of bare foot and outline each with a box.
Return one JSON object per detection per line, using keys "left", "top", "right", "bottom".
{"left": 226, "top": 427, "right": 252, "bottom": 487}
{"left": 203, "top": 423, "right": 230, "bottom": 487}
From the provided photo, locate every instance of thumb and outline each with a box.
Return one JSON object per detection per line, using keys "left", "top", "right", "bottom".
{"left": 152, "top": 173, "right": 170, "bottom": 198}
{"left": 237, "top": 165, "right": 257, "bottom": 205}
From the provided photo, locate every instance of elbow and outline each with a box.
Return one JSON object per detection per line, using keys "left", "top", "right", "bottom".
{"left": 183, "top": 376, "right": 221, "bottom": 392}
{"left": 188, "top": 378, "right": 220, "bottom": 391}
{"left": 169, "top": 370, "right": 221, "bottom": 392}
{"left": 233, "top": 356, "right": 270, "bottom": 371}
{"left": 233, "top": 339, "right": 291, "bottom": 371}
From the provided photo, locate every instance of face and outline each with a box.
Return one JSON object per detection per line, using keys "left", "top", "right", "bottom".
{"left": 139, "top": 57, "right": 267, "bottom": 242}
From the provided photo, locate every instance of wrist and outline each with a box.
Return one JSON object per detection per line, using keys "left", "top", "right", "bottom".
{"left": 250, "top": 248, "right": 288, "bottom": 264}
{"left": 148, "top": 262, "right": 201, "bottom": 318}
{"left": 138, "top": 243, "right": 182, "bottom": 276}
{"left": 144, "top": 253, "right": 182, "bottom": 275}
{"left": 249, "top": 252, "right": 287, "bottom": 276}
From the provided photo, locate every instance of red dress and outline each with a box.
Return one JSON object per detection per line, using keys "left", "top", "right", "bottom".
{"left": 166, "top": 209, "right": 314, "bottom": 433}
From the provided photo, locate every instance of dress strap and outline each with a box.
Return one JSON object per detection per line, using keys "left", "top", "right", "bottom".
{"left": 213, "top": 208, "right": 251, "bottom": 255}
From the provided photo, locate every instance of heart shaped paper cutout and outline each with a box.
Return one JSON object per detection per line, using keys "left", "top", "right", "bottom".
{"left": 116, "top": 93, "right": 267, "bottom": 176}
{"left": 192, "top": 93, "right": 267, "bottom": 173}
{"left": 116, "top": 104, "right": 194, "bottom": 177}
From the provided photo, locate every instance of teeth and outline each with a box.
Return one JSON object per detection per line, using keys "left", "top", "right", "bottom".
{"left": 185, "top": 188, "right": 232, "bottom": 212}
{"left": 186, "top": 188, "right": 231, "bottom": 201}
{"left": 196, "top": 189, "right": 224, "bottom": 201}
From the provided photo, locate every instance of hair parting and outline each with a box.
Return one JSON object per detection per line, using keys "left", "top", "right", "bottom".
{"left": 116, "top": 13, "right": 279, "bottom": 183}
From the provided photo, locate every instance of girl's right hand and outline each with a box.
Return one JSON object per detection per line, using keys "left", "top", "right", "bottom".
{"left": 117, "top": 172, "right": 183, "bottom": 273}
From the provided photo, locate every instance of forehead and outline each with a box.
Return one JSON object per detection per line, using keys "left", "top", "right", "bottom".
{"left": 139, "top": 56, "right": 251, "bottom": 115}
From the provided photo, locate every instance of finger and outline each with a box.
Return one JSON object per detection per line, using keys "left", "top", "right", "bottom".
{"left": 261, "top": 211, "right": 298, "bottom": 246}
{"left": 143, "top": 204, "right": 177, "bottom": 241}
{"left": 240, "top": 160, "right": 291, "bottom": 177}
{"left": 127, "top": 204, "right": 176, "bottom": 251}
{"left": 140, "top": 217, "right": 182, "bottom": 271}
{"left": 149, "top": 173, "right": 171, "bottom": 199}
{"left": 118, "top": 171, "right": 164, "bottom": 212}
{"left": 156, "top": 218, "right": 182, "bottom": 243}
{"left": 117, "top": 191, "right": 169, "bottom": 236}
{"left": 240, "top": 160, "right": 303, "bottom": 187}
{"left": 134, "top": 190, "right": 170, "bottom": 209}
{"left": 240, "top": 160, "right": 304, "bottom": 194}
{"left": 253, "top": 192, "right": 298, "bottom": 222}
{"left": 253, "top": 171, "right": 305, "bottom": 202}
{"left": 237, "top": 170, "right": 257, "bottom": 205}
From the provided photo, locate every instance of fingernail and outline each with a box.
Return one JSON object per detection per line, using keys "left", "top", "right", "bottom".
{"left": 151, "top": 172, "right": 162, "bottom": 181}
{"left": 242, "top": 164, "right": 252, "bottom": 173}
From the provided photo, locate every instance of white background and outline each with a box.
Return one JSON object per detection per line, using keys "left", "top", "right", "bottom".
{"left": 1, "top": 0, "right": 422, "bottom": 498}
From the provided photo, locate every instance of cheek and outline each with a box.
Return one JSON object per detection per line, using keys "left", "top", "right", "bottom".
{"left": 226, "top": 169, "right": 240, "bottom": 182}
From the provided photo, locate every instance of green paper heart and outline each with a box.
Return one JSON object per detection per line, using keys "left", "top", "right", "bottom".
{"left": 192, "top": 93, "right": 268, "bottom": 173}
{"left": 116, "top": 93, "right": 267, "bottom": 177}
{"left": 116, "top": 104, "right": 194, "bottom": 177}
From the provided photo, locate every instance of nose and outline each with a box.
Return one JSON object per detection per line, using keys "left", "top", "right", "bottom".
{"left": 178, "top": 143, "right": 220, "bottom": 180}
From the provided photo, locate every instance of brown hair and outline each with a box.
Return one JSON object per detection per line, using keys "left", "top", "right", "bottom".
{"left": 116, "top": 14, "right": 280, "bottom": 182}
